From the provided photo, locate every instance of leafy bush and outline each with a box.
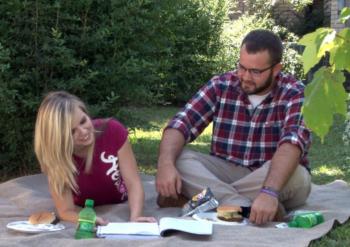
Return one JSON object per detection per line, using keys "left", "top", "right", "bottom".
{"left": 0, "top": 0, "right": 227, "bottom": 177}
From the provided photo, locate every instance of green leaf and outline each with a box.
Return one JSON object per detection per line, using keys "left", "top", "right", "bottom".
{"left": 317, "top": 30, "right": 336, "bottom": 59}
{"left": 340, "top": 7, "right": 350, "bottom": 23}
{"left": 302, "top": 67, "right": 347, "bottom": 142}
{"left": 329, "top": 28, "right": 350, "bottom": 72}
{"left": 298, "top": 28, "right": 334, "bottom": 75}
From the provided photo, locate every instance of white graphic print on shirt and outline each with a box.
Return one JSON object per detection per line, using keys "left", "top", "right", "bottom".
{"left": 100, "top": 151, "right": 127, "bottom": 199}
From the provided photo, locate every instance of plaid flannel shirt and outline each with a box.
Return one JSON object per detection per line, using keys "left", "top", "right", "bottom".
{"left": 167, "top": 71, "right": 311, "bottom": 170}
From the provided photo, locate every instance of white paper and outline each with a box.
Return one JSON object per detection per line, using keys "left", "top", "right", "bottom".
{"left": 158, "top": 217, "right": 212, "bottom": 235}
{"left": 97, "top": 222, "right": 160, "bottom": 237}
{"left": 96, "top": 217, "right": 213, "bottom": 238}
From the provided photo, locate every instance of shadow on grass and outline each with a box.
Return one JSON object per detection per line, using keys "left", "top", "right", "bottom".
{"left": 308, "top": 116, "right": 350, "bottom": 184}
{"left": 130, "top": 136, "right": 212, "bottom": 167}
{"left": 117, "top": 106, "right": 180, "bottom": 131}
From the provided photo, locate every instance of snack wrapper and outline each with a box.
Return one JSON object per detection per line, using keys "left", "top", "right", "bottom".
{"left": 181, "top": 188, "right": 219, "bottom": 217}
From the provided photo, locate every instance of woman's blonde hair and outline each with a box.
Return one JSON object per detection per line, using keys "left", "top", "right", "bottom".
{"left": 34, "top": 91, "right": 94, "bottom": 196}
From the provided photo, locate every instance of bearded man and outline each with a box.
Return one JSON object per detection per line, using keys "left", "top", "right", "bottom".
{"left": 156, "top": 29, "right": 312, "bottom": 225}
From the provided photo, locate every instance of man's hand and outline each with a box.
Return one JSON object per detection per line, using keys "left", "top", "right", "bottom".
{"left": 156, "top": 162, "right": 182, "bottom": 199}
{"left": 249, "top": 193, "right": 279, "bottom": 225}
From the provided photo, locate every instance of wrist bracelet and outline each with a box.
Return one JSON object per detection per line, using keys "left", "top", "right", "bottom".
{"left": 260, "top": 186, "right": 279, "bottom": 198}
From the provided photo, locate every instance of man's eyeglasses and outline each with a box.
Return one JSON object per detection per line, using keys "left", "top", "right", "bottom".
{"left": 236, "top": 62, "right": 277, "bottom": 78}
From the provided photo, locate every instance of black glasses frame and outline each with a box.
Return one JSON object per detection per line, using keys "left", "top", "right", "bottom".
{"left": 237, "top": 62, "right": 277, "bottom": 77}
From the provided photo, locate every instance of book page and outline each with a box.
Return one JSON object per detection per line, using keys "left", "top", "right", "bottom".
{"left": 158, "top": 217, "right": 212, "bottom": 236}
{"left": 97, "top": 222, "right": 160, "bottom": 237}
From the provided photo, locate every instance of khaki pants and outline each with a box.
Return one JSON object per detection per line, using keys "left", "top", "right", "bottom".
{"left": 176, "top": 149, "right": 311, "bottom": 210}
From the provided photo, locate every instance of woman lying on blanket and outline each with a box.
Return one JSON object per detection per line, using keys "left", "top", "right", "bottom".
{"left": 34, "top": 91, "right": 156, "bottom": 225}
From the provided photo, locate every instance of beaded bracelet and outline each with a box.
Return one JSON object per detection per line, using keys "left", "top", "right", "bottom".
{"left": 260, "top": 186, "right": 279, "bottom": 198}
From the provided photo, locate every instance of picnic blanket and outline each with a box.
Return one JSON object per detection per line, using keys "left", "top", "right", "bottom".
{"left": 0, "top": 173, "right": 349, "bottom": 247}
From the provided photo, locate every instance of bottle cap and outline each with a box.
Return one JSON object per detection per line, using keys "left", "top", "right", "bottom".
{"left": 315, "top": 212, "right": 324, "bottom": 223}
{"left": 85, "top": 199, "right": 94, "bottom": 207}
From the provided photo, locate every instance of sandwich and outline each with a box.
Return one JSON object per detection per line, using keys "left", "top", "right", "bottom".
{"left": 28, "top": 211, "right": 59, "bottom": 225}
{"left": 216, "top": 205, "right": 243, "bottom": 222}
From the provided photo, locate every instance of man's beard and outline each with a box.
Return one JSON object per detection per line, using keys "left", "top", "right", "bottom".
{"left": 240, "top": 70, "right": 274, "bottom": 95}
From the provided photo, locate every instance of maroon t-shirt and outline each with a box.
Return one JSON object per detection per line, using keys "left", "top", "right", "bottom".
{"left": 73, "top": 118, "right": 128, "bottom": 207}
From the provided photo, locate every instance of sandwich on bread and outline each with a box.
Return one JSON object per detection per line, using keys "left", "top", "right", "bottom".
{"left": 28, "top": 211, "right": 59, "bottom": 225}
{"left": 217, "top": 205, "right": 243, "bottom": 222}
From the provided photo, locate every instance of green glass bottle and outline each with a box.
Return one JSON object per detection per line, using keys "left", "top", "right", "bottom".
{"left": 288, "top": 211, "right": 324, "bottom": 228}
{"left": 75, "top": 199, "right": 96, "bottom": 239}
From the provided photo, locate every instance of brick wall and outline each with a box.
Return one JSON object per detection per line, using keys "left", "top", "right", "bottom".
{"left": 327, "top": 0, "right": 350, "bottom": 31}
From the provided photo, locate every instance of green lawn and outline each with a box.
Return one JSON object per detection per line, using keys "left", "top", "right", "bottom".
{"left": 125, "top": 106, "right": 350, "bottom": 247}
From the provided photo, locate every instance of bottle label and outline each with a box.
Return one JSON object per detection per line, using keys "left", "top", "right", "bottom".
{"left": 299, "top": 214, "right": 317, "bottom": 227}
{"left": 289, "top": 212, "right": 324, "bottom": 228}
{"left": 79, "top": 221, "right": 94, "bottom": 232}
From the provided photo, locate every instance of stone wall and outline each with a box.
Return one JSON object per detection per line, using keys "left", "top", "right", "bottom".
{"left": 272, "top": 0, "right": 304, "bottom": 33}
{"left": 228, "top": 0, "right": 246, "bottom": 20}
{"left": 324, "top": 0, "right": 331, "bottom": 26}
{"left": 228, "top": 0, "right": 349, "bottom": 31}
{"left": 228, "top": 0, "right": 305, "bottom": 32}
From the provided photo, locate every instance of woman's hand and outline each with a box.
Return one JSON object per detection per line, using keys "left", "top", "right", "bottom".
{"left": 96, "top": 216, "right": 109, "bottom": 226}
{"left": 130, "top": 216, "right": 157, "bottom": 223}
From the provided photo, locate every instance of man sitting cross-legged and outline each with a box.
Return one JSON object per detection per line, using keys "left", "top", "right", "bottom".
{"left": 155, "top": 29, "right": 311, "bottom": 225}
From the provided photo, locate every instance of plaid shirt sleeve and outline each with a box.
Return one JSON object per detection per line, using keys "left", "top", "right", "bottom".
{"left": 166, "top": 79, "right": 218, "bottom": 142}
{"left": 278, "top": 90, "right": 311, "bottom": 158}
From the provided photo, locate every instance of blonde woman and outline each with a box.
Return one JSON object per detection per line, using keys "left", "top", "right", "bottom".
{"left": 34, "top": 91, "right": 155, "bottom": 224}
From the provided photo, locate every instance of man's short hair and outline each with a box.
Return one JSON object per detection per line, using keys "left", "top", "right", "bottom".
{"left": 241, "top": 29, "right": 283, "bottom": 65}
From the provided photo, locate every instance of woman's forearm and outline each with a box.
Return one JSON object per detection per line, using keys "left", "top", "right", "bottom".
{"left": 127, "top": 180, "right": 145, "bottom": 220}
{"left": 57, "top": 208, "right": 79, "bottom": 224}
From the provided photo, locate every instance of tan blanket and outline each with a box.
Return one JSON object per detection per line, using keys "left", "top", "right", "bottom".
{"left": 1, "top": 174, "right": 349, "bottom": 247}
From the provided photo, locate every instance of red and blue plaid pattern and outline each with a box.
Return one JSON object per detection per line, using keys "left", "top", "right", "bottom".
{"left": 167, "top": 71, "right": 311, "bottom": 170}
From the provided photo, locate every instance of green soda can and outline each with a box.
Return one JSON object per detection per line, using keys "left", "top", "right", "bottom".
{"left": 75, "top": 199, "right": 96, "bottom": 239}
{"left": 288, "top": 211, "right": 324, "bottom": 228}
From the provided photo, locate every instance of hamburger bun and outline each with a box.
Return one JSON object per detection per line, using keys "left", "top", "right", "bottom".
{"left": 217, "top": 205, "right": 243, "bottom": 222}
{"left": 28, "top": 211, "right": 59, "bottom": 225}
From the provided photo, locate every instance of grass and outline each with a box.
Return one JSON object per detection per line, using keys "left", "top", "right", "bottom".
{"left": 126, "top": 106, "right": 213, "bottom": 174}
{"left": 124, "top": 106, "right": 350, "bottom": 247}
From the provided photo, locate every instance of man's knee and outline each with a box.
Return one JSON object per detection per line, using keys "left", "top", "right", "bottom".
{"left": 177, "top": 149, "right": 200, "bottom": 160}
{"left": 176, "top": 149, "right": 201, "bottom": 169}
{"left": 289, "top": 166, "right": 311, "bottom": 191}
{"left": 282, "top": 166, "right": 311, "bottom": 209}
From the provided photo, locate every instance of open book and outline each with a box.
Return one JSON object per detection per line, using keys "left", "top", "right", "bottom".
{"left": 96, "top": 217, "right": 213, "bottom": 239}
